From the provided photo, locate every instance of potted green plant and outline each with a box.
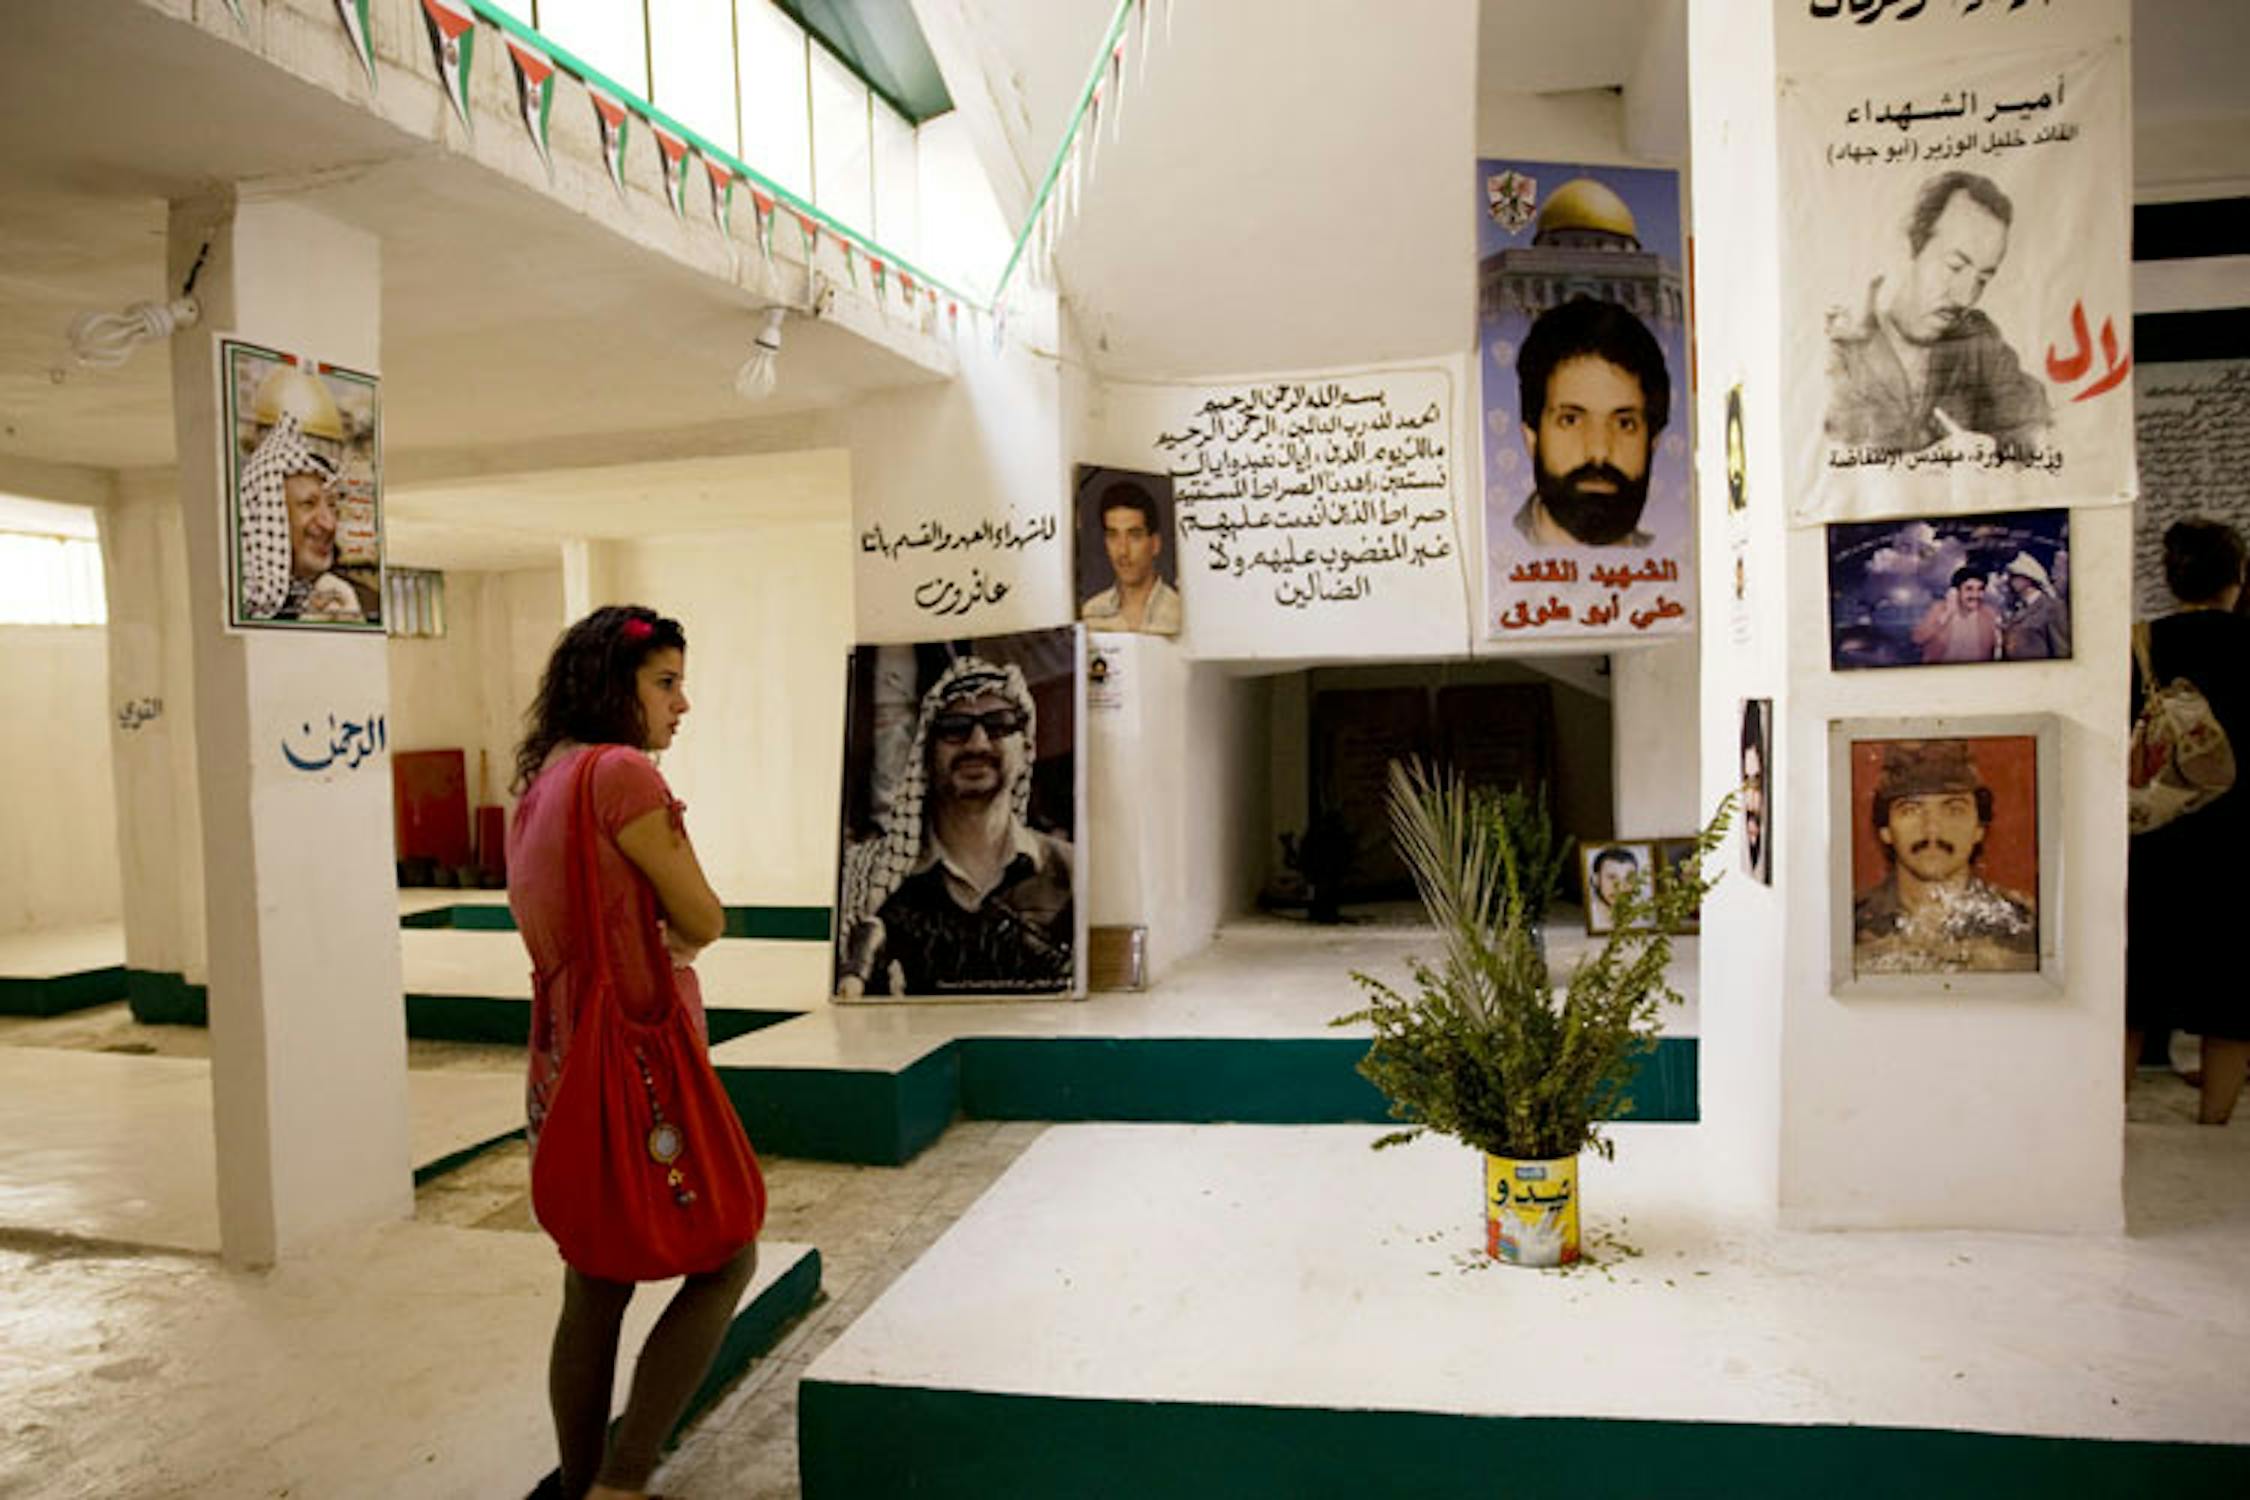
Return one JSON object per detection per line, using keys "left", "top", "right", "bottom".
{"left": 1335, "top": 759, "right": 1727, "bottom": 1267}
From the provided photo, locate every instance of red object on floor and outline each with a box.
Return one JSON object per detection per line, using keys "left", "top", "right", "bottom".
{"left": 393, "top": 749, "right": 471, "bottom": 869}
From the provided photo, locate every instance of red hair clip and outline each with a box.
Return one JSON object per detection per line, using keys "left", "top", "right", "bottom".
{"left": 622, "top": 618, "right": 654, "bottom": 642}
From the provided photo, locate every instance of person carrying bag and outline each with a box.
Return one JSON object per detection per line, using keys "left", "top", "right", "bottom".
{"left": 509, "top": 605, "right": 766, "bottom": 1500}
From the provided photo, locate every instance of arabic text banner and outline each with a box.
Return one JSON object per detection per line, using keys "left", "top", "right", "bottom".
{"left": 1779, "top": 41, "right": 2134, "bottom": 524}
{"left": 1100, "top": 365, "right": 1471, "bottom": 661}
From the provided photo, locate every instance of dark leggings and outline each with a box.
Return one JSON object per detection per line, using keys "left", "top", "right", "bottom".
{"left": 549, "top": 1241, "right": 759, "bottom": 1497}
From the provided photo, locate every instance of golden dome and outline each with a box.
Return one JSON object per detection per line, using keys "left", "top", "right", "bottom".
{"left": 1535, "top": 178, "right": 1639, "bottom": 241}
{"left": 250, "top": 364, "right": 346, "bottom": 441}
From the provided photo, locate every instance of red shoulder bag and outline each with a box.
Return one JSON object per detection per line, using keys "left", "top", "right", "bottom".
{"left": 530, "top": 747, "right": 765, "bottom": 1281}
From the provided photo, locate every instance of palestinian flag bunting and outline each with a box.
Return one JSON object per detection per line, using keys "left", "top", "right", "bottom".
{"left": 222, "top": 0, "right": 247, "bottom": 30}
{"left": 587, "top": 84, "right": 633, "bottom": 197}
{"left": 898, "top": 269, "right": 915, "bottom": 306}
{"left": 841, "top": 240, "right": 858, "bottom": 286}
{"left": 793, "top": 210, "right": 821, "bottom": 265}
{"left": 749, "top": 189, "right": 777, "bottom": 262}
{"left": 419, "top": 0, "right": 477, "bottom": 135}
{"left": 653, "top": 124, "right": 694, "bottom": 218}
{"left": 868, "top": 255, "right": 887, "bottom": 302}
{"left": 504, "top": 36, "right": 558, "bottom": 174}
{"left": 705, "top": 158, "right": 739, "bottom": 239}
{"left": 332, "top": 0, "right": 377, "bottom": 91}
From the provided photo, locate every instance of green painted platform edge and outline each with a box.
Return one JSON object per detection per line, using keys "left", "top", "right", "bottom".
{"left": 412, "top": 1126, "right": 525, "bottom": 1186}
{"left": 720, "top": 1045, "right": 960, "bottom": 1165}
{"left": 0, "top": 966, "right": 129, "bottom": 1017}
{"left": 798, "top": 1382, "right": 2246, "bottom": 1500}
{"left": 957, "top": 1035, "right": 1697, "bottom": 1126}
{"left": 397, "top": 904, "right": 832, "bottom": 940}
{"left": 127, "top": 968, "right": 207, "bottom": 1026}
{"left": 526, "top": 1246, "right": 824, "bottom": 1500}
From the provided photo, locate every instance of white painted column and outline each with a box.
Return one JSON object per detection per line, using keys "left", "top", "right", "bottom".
{"left": 560, "top": 536, "right": 620, "bottom": 620}
{"left": 1691, "top": 1, "right": 2131, "bottom": 1233}
{"left": 167, "top": 189, "right": 411, "bottom": 1267}
{"left": 1611, "top": 640, "right": 1699, "bottom": 837}
{"left": 99, "top": 482, "right": 209, "bottom": 1007}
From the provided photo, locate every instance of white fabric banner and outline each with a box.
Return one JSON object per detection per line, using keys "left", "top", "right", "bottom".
{"left": 1779, "top": 41, "right": 2134, "bottom": 524}
{"left": 1101, "top": 364, "right": 1472, "bottom": 661}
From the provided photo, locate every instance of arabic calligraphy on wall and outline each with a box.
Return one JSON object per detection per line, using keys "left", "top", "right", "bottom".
{"left": 283, "top": 713, "right": 388, "bottom": 774}
{"left": 1156, "top": 378, "right": 1457, "bottom": 612}
{"left": 1809, "top": 0, "right": 2052, "bottom": 23}
{"left": 116, "top": 697, "right": 164, "bottom": 732}
{"left": 859, "top": 513, "right": 1057, "bottom": 621}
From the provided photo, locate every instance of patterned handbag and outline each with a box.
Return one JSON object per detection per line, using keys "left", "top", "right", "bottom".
{"left": 2128, "top": 623, "right": 2236, "bottom": 836}
{"left": 530, "top": 747, "right": 764, "bottom": 1281}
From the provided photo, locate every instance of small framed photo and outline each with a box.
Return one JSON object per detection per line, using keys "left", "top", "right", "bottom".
{"left": 1739, "top": 698, "right": 1773, "bottom": 886}
{"left": 1579, "top": 840, "right": 1656, "bottom": 936}
{"left": 219, "top": 337, "right": 384, "bottom": 633}
{"left": 1653, "top": 837, "right": 1703, "bottom": 935}
{"left": 1825, "top": 509, "right": 2071, "bottom": 671}
{"left": 1829, "top": 716, "right": 2061, "bottom": 995}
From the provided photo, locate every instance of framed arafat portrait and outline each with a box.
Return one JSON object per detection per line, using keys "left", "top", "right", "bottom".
{"left": 1074, "top": 465, "right": 1181, "bottom": 637}
{"left": 218, "top": 337, "right": 383, "bottom": 633}
{"left": 1826, "top": 509, "right": 2071, "bottom": 671}
{"left": 1579, "top": 839, "right": 1655, "bottom": 936}
{"left": 1739, "top": 698, "right": 1773, "bottom": 886}
{"left": 832, "top": 625, "right": 1087, "bottom": 1002}
{"left": 1828, "top": 716, "right": 2061, "bottom": 996}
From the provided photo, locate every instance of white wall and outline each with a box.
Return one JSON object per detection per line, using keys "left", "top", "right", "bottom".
{"left": 386, "top": 565, "right": 562, "bottom": 811}
{"left": 609, "top": 520, "right": 853, "bottom": 905}
{"left": 0, "top": 625, "right": 121, "bottom": 931}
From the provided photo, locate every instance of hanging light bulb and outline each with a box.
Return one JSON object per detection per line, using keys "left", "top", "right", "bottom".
{"left": 68, "top": 296, "right": 201, "bottom": 370}
{"left": 733, "top": 306, "right": 787, "bottom": 400}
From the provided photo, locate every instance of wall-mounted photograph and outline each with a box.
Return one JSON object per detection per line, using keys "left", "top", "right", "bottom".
{"left": 1074, "top": 465, "right": 1181, "bottom": 637}
{"left": 832, "top": 626, "right": 1086, "bottom": 1001}
{"left": 1579, "top": 839, "right": 1655, "bottom": 936}
{"left": 1653, "top": 836, "right": 1703, "bottom": 934}
{"left": 220, "top": 338, "right": 383, "bottom": 632}
{"left": 1739, "top": 698, "right": 1773, "bottom": 886}
{"left": 1826, "top": 508, "right": 2071, "bottom": 670}
{"left": 1832, "top": 720, "right": 2058, "bottom": 987}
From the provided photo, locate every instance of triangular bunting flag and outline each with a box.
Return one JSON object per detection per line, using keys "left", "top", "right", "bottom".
{"left": 898, "top": 270, "right": 915, "bottom": 306}
{"left": 841, "top": 241, "right": 858, "bottom": 285}
{"left": 506, "top": 37, "right": 558, "bottom": 175}
{"left": 869, "top": 256, "right": 887, "bottom": 302}
{"left": 587, "top": 84, "right": 632, "bottom": 197}
{"left": 419, "top": 0, "right": 477, "bottom": 136}
{"left": 653, "top": 124, "right": 693, "bottom": 218}
{"left": 222, "top": 0, "right": 248, "bottom": 31}
{"left": 749, "top": 189, "right": 776, "bottom": 263}
{"left": 1109, "top": 40, "right": 1127, "bottom": 137}
{"left": 947, "top": 300, "right": 960, "bottom": 340}
{"left": 332, "top": 0, "right": 377, "bottom": 92}
{"left": 792, "top": 211, "right": 820, "bottom": 264}
{"left": 704, "top": 158, "right": 738, "bottom": 239}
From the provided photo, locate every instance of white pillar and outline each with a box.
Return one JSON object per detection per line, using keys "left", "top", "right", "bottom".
{"left": 560, "top": 536, "right": 620, "bottom": 619}
{"left": 1691, "top": 0, "right": 2132, "bottom": 1233}
{"left": 167, "top": 189, "right": 411, "bottom": 1267}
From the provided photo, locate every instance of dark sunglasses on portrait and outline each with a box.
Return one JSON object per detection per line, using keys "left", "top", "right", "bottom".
{"left": 931, "top": 708, "right": 1028, "bottom": 742}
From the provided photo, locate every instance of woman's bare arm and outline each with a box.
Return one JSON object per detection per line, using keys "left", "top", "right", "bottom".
{"left": 614, "top": 805, "right": 725, "bottom": 946}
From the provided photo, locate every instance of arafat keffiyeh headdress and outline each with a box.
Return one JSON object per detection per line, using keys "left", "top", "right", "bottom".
{"left": 237, "top": 412, "right": 336, "bottom": 618}
{"left": 838, "top": 655, "right": 1038, "bottom": 930}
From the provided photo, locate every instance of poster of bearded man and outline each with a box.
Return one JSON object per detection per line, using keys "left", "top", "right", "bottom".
{"left": 1476, "top": 160, "right": 1694, "bottom": 644}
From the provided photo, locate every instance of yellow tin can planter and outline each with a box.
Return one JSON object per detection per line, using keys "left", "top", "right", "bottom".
{"left": 1484, "top": 1153, "right": 1580, "bottom": 1266}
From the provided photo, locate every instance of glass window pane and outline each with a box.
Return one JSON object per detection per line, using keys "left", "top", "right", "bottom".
{"left": 809, "top": 43, "right": 871, "bottom": 229}
{"left": 650, "top": 0, "right": 739, "bottom": 154}
{"left": 737, "top": 0, "right": 811, "bottom": 200}
{"left": 539, "top": 0, "right": 650, "bottom": 96}
{"left": 872, "top": 97, "right": 918, "bottom": 261}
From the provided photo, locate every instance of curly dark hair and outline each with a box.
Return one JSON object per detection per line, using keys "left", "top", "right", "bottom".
{"left": 513, "top": 604, "right": 687, "bottom": 793}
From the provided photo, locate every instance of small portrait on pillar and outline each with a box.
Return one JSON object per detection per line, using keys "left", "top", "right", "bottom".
{"left": 1075, "top": 465, "right": 1182, "bottom": 637}
{"left": 1825, "top": 508, "right": 2071, "bottom": 670}
{"left": 1833, "top": 719, "right": 2057, "bottom": 988}
{"left": 1578, "top": 839, "right": 1656, "bottom": 936}
{"left": 218, "top": 338, "right": 383, "bottom": 633}
{"left": 832, "top": 625, "right": 1086, "bottom": 1002}
{"left": 1739, "top": 698, "right": 1773, "bottom": 886}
